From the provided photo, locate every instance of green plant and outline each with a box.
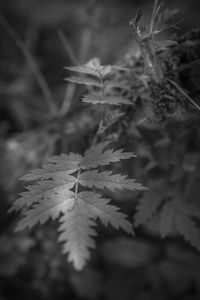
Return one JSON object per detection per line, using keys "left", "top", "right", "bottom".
{"left": 10, "top": 0, "right": 200, "bottom": 271}
{"left": 10, "top": 58, "right": 146, "bottom": 270}
{"left": 135, "top": 185, "right": 200, "bottom": 251}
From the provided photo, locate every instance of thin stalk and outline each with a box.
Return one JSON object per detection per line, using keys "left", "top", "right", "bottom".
{"left": 58, "top": 30, "right": 93, "bottom": 116}
{"left": 167, "top": 78, "right": 200, "bottom": 112}
{"left": 58, "top": 30, "right": 80, "bottom": 66}
{"left": 0, "top": 14, "right": 57, "bottom": 116}
{"left": 75, "top": 168, "right": 81, "bottom": 195}
{"left": 92, "top": 76, "right": 106, "bottom": 145}
{"left": 130, "top": 9, "right": 163, "bottom": 83}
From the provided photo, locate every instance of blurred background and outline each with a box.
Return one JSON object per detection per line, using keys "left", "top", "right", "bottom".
{"left": 0, "top": 1, "right": 200, "bottom": 300}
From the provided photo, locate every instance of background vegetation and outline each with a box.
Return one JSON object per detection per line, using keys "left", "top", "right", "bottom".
{"left": 0, "top": 1, "right": 200, "bottom": 300}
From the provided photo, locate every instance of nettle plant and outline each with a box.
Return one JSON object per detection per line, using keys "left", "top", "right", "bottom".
{"left": 10, "top": 0, "right": 200, "bottom": 270}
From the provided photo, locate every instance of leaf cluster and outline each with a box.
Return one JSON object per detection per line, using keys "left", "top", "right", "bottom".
{"left": 11, "top": 142, "right": 146, "bottom": 270}
{"left": 65, "top": 58, "right": 132, "bottom": 106}
{"left": 135, "top": 187, "right": 200, "bottom": 252}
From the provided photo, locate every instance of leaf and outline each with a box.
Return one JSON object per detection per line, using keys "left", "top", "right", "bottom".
{"left": 81, "top": 142, "right": 136, "bottom": 169}
{"left": 150, "top": 0, "right": 179, "bottom": 36}
{"left": 134, "top": 191, "right": 162, "bottom": 226}
{"left": 159, "top": 202, "right": 175, "bottom": 237}
{"left": 154, "top": 197, "right": 200, "bottom": 252}
{"left": 21, "top": 153, "right": 82, "bottom": 181}
{"left": 175, "top": 214, "right": 200, "bottom": 252}
{"left": 65, "top": 76, "right": 102, "bottom": 87}
{"left": 79, "top": 170, "right": 146, "bottom": 192}
{"left": 66, "top": 58, "right": 127, "bottom": 79}
{"left": 78, "top": 192, "right": 134, "bottom": 235}
{"left": 83, "top": 58, "right": 112, "bottom": 78}
{"left": 9, "top": 178, "right": 76, "bottom": 213}
{"left": 19, "top": 142, "right": 136, "bottom": 180}
{"left": 82, "top": 94, "right": 132, "bottom": 105}
{"left": 58, "top": 191, "right": 133, "bottom": 270}
{"left": 85, "top": 58, "right": 101, "bottom": 69}
{"left": 58, "top": 201, "right": 97, "bottom": 271}
{"left": 16, "top": 191, "right": 75, "bottom": 231}
{"left": 65, "top": 66, "right": 100, "bottom": 77}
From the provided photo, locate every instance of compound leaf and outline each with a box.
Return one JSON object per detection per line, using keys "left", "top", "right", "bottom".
{"left": 11, "top": 140, "right": 145, "bottom": 270}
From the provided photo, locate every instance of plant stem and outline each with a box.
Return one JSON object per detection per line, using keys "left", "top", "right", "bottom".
{"left": 92, "top": 77, "right": 106, "bottom": 145}
{"left": 167, "top": 78, "right": 200, "bottom": 112}
{"left": 130, "top": 9, "right": 163, "bottom": 83}
{"left": 0, "top": 14, "right": 58, "bottom": 116}
{"left": 75, "top": 168, "right": 81, "bottom": 195}
{"left": 58, "top": 30, "right": 80, "bottom": 66}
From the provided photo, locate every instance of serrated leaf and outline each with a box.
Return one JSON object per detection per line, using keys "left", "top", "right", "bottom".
{"left": 21, "top": 153, "right": 82, "bottom": 181}
{"left": 175, "top": 213, "right": 200, "bottom": 252}
{"left": 79, "top": 170, "right": 146, "bottom": 192}
{"left": 81, "top": 142, "right": 135, "bottom": 169}
{"left": 66, "top": 58, "right": 127, "bottom": 79}
{"left": 58, "top": 202, "right": 97, "bottom": 271}
{"left": 47, "top": 152, "right": 82, "bottom": 166}
{"left": 58, "top": 191, "right": 133, "bottom": 270}
{"left": 10, "top": 178, "right": 76, "bottom": 213}
{"left": 134, "top": 191, "right": 162, "bottom": 226}
{"left": 82, "top": 94, "right": 132, "bottom": 105}
{"left": 16, "top": 191, "right": 75, "bottom": 230}
{"left": 65, "top": 76, "right": 102, "bottom": 87}
{"left": 20, "top": 143, "right": 136, "bottom": 182}
{"left": 78, "top": 191, "right": 134, "bottom": 235}
{"left": 83, "top": 58, "right": 113, "bottom": 78}
{"left": 65, "top": 66, "right": 99, "bottom": 77}
{"left": 85, "top": 57, "right": 101, "bottom": 70}
{"left": 159, "top": 202, "right": 175, "bottom": 237}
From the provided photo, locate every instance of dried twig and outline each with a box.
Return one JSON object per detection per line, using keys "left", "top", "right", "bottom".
{"left": 167, "top": 78, "right": 200, "bottom": 112}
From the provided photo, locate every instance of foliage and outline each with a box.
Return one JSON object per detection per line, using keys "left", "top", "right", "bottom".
{"left": 128, "top": 0, "right": 200, "bottom": 253}
{"left": 135, "top": 190, "right": 200, "bottom": 251}
{"left": 6, "top": 0, "right": 200, "bottom": 277}
{"left": 11, "top": 142, "right": 146, "bottom": 270}
{"left": 65, "top": 58, "right": 132, "bottom": 106}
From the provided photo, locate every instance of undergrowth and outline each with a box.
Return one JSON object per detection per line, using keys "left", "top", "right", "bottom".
{"left": 10, "top": 0, "right": 200, "bottom": 270}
